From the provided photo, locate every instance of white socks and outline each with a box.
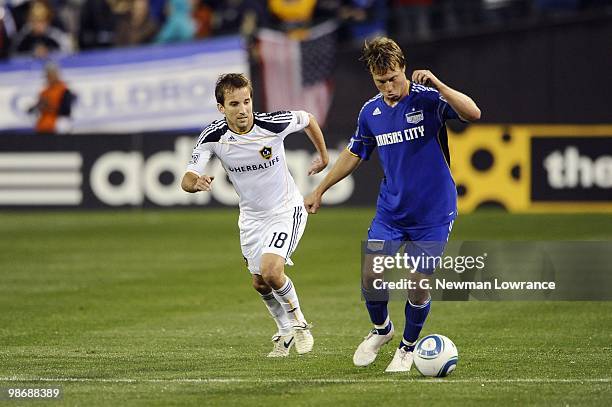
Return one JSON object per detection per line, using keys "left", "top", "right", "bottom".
{"left": 260, "top": 292, "right": 292, "bottom": 335}
{"left": 273, "top": 277, "right": 306, "bottom": 323}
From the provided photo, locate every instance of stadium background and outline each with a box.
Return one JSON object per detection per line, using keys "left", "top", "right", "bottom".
{"left": 1, "top": 1, "right": 611, "bottom": 406}
{"left": 1, "top": 2, "right": 610, "bottom": 211}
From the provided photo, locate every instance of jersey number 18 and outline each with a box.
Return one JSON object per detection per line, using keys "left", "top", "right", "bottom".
{"left": 268, "top": 232, "right": 288, "bottom": 248}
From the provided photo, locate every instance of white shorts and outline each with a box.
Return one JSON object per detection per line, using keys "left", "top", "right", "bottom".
{"left": 239, "top": 205, "right": 308, "bottom": 275}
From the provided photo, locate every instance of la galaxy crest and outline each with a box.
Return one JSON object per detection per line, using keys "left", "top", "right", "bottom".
{"left": 259, "top": 146, "right": 272, "bottom": 160}
{"left": 189, "top": 153, "right": 200, "bottom": 165}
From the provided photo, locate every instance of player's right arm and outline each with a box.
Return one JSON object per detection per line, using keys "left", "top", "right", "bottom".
{"left": 412, "top": 70, "right": 480, "bottom": 122}
{"left": 305, "top": 102, "right": 376, "bottom": 214}
{"left": 181, "top": 122, "right": 220, "bottom": 193}
{"left": 304, "top": 149, "right": 361, "bottom": 214}
{"left": 181, "top": 172, "right": 215, "bottom": 193}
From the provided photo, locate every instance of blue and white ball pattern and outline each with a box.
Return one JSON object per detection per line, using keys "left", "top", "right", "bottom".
{"left": 414, "top": 334, "right": 458, "bottom": 377}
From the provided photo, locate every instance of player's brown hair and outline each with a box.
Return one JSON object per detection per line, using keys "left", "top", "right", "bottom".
{"left": 215, "top": 73, "right": 253, "bottom": 105}
{"left": 360, "top": 37, "right": 406, "bottom": 75}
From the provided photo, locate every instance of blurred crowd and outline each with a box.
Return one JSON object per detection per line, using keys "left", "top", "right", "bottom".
{"left": 0, "top": 0, "right": 610, "bottom": 60}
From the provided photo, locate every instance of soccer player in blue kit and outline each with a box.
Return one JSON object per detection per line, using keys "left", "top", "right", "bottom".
{"left": 304, "top": 37, "right": 480, "bottom": 372}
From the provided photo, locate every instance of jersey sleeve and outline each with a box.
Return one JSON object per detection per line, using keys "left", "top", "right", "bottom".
{"left": 185, "top": 138, "right": 214, "bottom": 175}
{"left": 436, "top": 93, "right": 464, "bottom": 122}
{"left": 347, "top": 111, "right": 376, "bottom": 160}
{"left": 280, "top": 110, "right": 310, "bottom": 138}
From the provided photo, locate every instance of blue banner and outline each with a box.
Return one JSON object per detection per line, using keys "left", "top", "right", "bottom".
{"left": 0, "top": 37, "right": 248, "bottom": 133}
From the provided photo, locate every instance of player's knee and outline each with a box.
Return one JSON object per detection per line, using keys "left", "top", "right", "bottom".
{"left": 361, "top": 273, "right": 378, "bottom": 291}
{"left": 260, "top": 260, "right": 285, "bottom": 289}
{"left": 409, "top": 287, "right": 430, "bottom": 305}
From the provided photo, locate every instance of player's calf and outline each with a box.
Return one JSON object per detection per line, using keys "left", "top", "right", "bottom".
{"left": 260, "top": 254, "right": 314, "bottom": 354}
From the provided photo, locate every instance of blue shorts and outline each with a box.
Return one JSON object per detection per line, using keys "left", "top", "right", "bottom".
{"left": 366, "top": 217, "right": 455, "bottom": 274}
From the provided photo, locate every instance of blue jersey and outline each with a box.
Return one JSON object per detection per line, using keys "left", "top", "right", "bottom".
{"left": 348, "top": 82, "right": 462, "bottom": 228}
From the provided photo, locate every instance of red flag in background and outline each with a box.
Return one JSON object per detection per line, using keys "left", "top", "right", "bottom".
{"left": 258, "top": 21, "right": 337, "bottom": 126}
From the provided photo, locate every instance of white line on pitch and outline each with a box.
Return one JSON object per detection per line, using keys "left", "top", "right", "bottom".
{"left": 0, "top": 377, "right": 609, "bottom": 384}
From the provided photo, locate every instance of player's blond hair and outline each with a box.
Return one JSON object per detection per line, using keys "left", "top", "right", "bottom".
{"left": 215, "top": 73, "right": 253, "bottom": 105}
{"left": 360, "top": 37, "right": 406, "bottom": 75}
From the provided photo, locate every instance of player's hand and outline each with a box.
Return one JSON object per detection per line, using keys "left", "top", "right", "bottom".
{"left": 194, "top": 175, "right": 215, "bottom": 192}
{"left": 304, "top": 191, "right": 322, "bottom": 214}
{"left": 308, "top": 155, "right": 328, "bottom": 176}
{"left": 412, "top": 70, "right": 443, "bottom": 89}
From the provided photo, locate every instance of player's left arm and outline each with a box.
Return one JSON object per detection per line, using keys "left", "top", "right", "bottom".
{"left": 303, "top": 113, "right": 329, "bottom": 176}
{"left": 412, "top": 70, "right": 481, "bottom": 122}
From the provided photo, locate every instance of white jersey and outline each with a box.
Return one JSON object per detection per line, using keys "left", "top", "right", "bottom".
{"left": 186, "top": 110, "right": 310, "bottom": 217}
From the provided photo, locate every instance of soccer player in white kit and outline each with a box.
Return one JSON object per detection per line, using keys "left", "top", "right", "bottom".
{"left": 181, "top": 73, "right": 329, "bottom": 357}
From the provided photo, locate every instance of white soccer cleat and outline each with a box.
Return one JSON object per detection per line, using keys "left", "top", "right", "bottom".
{"left": 353, "top": 323, "right": 395, "bottom": 367}
{"left": 385, "top": 347, "right": 414, "bottom": 373}
{"left": 267, "top": 333, "right": 295, "bottom": 357}
{"left": 292, "top": 321, "right": 314, "bottom": 354}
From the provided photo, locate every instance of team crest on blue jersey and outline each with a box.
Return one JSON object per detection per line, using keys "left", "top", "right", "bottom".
{"left": 259, "top": 146, "right": 272, "bottom": 160}
{"left": 406, "top": 110, "right": 424, "bottom": 124}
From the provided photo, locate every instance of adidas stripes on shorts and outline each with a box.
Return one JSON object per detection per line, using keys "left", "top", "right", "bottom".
{"left": 239, "top": 205, "right": 307, "bottom": 275}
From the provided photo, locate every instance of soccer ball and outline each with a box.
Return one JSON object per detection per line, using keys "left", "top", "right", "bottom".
{"left": 413, "top": 334, "right": 458, "bottom": 377}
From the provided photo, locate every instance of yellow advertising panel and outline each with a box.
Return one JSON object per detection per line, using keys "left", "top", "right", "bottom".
{"left": 449, "top": 125, "right": 612, "bottom": 213}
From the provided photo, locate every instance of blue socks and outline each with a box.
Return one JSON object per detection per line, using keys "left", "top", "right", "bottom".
{"left": 400, "top": 298, "right": 431, "bottom": 350}
{"left": 365, "top": 299, "right": 389, "bottom": 326}
{"left": 363, "top": 286, "right": 389, "bottom": 326}
{"left": 365, "top": 290, "right": 431, "bottom": 350}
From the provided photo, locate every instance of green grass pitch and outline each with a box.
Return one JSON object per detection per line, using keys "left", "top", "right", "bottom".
{"left": 1, "top": 209, "right": 611, "bottom": 406}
